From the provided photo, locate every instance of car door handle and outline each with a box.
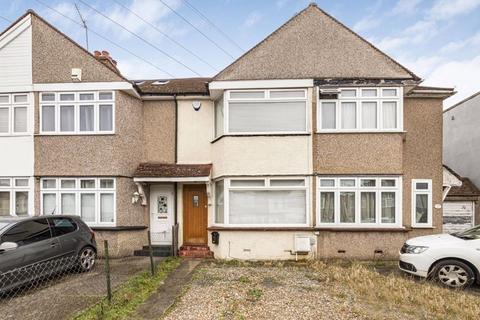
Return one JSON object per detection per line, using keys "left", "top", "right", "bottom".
{"left": 50, "top": 243, "right": 59, "bottom": 248}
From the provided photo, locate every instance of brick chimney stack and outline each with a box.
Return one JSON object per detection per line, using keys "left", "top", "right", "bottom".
{"left": 93, "top": 50, "right": 120, "bottom": 74}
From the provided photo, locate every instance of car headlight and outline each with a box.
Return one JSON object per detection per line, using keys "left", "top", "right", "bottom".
{"left": 404, "top": 244, "right": 429, "bottom": 254}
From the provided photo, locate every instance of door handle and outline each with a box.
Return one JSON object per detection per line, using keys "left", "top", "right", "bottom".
{"left": 50, "top": 243, "right": 59, "bottom": 248}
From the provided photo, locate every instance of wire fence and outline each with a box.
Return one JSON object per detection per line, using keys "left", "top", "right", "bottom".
{"left": 0, "top": 239, "right": 165, "bottom": 320}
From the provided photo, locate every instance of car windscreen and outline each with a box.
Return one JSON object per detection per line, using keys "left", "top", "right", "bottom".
{"left": 455, "top": 225, "right": 480, "bottom": 239}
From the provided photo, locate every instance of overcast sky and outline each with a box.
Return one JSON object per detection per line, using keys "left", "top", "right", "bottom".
{"left": 1, "top": 0, "right": 479, "bottom": 107}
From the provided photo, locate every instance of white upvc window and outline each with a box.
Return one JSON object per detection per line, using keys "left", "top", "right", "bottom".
{"left": 217, "top": 89, "right": 308, "bottom": 136}
{"left": 317, "top": 176, "right": 402, "bottom": 227}
{"left": 0, "top": 93, "right": 30, "bottom": 135}
{"left": 40, "top": 91, "right": 115, "bottom": 135}
{"left": 412, "top": 179, "right": 432, "bottom": 228}
{"left": 0, "top": 177, "right": 32, "bottom": 217}
{"left": 40, "top": 177, "right": 116, "bottom": 226}
{"left": 214, "top": 177, "right": 309, "bottom": 226}
{"left": 317, "top": 87, "right": 403, "bottom": 132}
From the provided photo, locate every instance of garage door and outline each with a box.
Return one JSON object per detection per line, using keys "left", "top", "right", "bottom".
{"left": 443, "top": 201, "right": 474, "bottom": 233}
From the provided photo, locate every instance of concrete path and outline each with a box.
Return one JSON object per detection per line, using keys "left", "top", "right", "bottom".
{"left": 134, "top": 258, "right": 202, "bottom": 319}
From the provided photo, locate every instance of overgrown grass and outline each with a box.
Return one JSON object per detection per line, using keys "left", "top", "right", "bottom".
{"left": 308, "top": 260, "right": 480, "bottom": 319}
{"left": 72, "top": 257, "right": 180, "bottom": 320}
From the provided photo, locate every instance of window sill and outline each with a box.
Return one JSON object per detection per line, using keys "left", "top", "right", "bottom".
{"left": 314, "top": 226, "right": 411, "bottom": 232}
{"left": 315, "top": 130, "right": 406, "bottom": 134}
{"left": 35, "top": 133, "right": 116, "bottom": 137}
{"left": 211, "top": 133, "right": 311, "bottom": 143}
{"left": 410, "top": 225, "right": 434, "bottom": 229}
{"left": 208, "top": 226, "right": 313, "bottom": 232}
{"left": 90, "top": 226, "right": 147, "bottom": 231}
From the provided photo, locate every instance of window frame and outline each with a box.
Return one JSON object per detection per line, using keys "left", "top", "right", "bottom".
{"left": 40, "top": 91, "right": 115, "bottom": 135}
{"left": 222, "top": 88, "right": 309, "bottom": 135}
{"left": 411, "top": 179, "right": 433, "bottom": 228}
{"left": 40, "top": 177, "right": 116, "bottom": 226}
{"left": 213, "top": 176, "right": 310, "bottom": 227}
{"left": 0, "top": 93, "right": 31, "bottom": 136}
{"left": 316, "top": 176, "right": 402, "bottom": 228}
{"left": 317, "top": 87, "right": 403, "bottom": 133}
{"left": 0, "top": 177, "right": 33, "bottom": 217}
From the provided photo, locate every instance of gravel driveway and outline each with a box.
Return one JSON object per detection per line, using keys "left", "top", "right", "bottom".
{"left": 0, "top": 256, "right": 163, "bottom": 320}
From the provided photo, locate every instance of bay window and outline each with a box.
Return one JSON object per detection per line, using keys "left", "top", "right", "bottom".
{"left": 214, "top": 177, "right": 309, "bottom": 226}
{"left": 412, "top": 179, "right": 432, "bottom": 227}
{"left": 40, "top": 91, "right": 115, "bottom": 134}
{"left": 317, "top": 176, "right": 401, "bottom": 227}
{"left": 216, "top": 89, "right": 308, "bottom": 136}
{"left": 0, "top": 177, "right": 32, "bottom": 216}
{"left": 0, "top": 93, "right": 30, "bottom": 135}
{"left": 40, "top": 177, "right": 116, "bottom": 226}
{"left": 318, "top": 87, "right": 402, "bottom": 132}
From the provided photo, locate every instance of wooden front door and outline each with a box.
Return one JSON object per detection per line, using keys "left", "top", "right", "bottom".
{"left": 183, "top": 184, "right": 208, "bottom": 245}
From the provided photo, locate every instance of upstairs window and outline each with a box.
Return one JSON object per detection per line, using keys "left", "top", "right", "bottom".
{"left": 221, "top": 89, "right": 308, "bottom": 135}
{"left": 0, "top": 93, "right": 30, "bottom": 135}
{"left": 40, "top": 91, "right": 115, "bottom": 135}
{"left": 317, "top": 87, "right": 402, "bottom": 132}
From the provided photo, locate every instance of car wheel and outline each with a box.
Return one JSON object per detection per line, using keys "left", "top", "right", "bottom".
{"left": 78, "top": 247, "right": 96, "bottom": 272}
{"left": 433, "top": 260, "right": 475, "bottom": 289}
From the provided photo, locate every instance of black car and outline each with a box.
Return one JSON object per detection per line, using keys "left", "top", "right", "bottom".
{"left": 0, "top": 215, "right": 96, "bottom": 294}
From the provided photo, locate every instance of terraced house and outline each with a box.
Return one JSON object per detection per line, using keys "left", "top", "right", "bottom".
{"left": 0, "top": 4, "right": 454, "bottom": 259}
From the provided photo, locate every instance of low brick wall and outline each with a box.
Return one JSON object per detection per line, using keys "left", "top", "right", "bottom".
{"left": 94, "top": 229, "right": 148, "bottom": 258}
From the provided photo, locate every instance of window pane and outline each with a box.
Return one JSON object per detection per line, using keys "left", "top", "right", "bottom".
{"left": 80, "top": 105, "right": 94, "bottom": 131}
{"left": 361, "top": 89, "right": 377, "bottom": 97}
{"left": 14, "top": 94, "right": 28, "bottom": 103}
{"left": 361, "top": 102, "right": 377, "bottom": 129}
{"left": 61, "top": 193, "right": 76, "bottom": 214}
{"left": 361, "top": 192, "right": 376, "bottom": 223}
{"left": 229, "top": 190, "right": 306, "bottom": 224}
{"left": 321, "top": 102, "right": 336, "bottom": 129}
{"left": 340, "top": 192, "right": 355, "bottom": 223}
{"left": 0, "top": 108, "right": 9, "bottom": 133}
{"left": 15, "top": 191, "right": 28, "bottom": 216}
{"left": 60, "top": 105, "right": 75, "bottom": 132}
{"left": 14, "top": 107, "right": 27, "bottom": 132}
{"left": 320, "top": 192, "right": 335, "bottom": 223}
{"left": 3, "top": 220, "right": 50, "bottom": 246}
{"left": 99, "top": 105, "right": 113, "bottom": 131}
{"left": 341, "top": 102, "right": 356, "bottom": 129}
{"left": 42, "top": 106, "right": 56, "bottom": 132}
{"left": 0, "top": 95, "right": 9, "bottom": 103}
{"left": 0, "top": 192, "right": 10, "bottom": 216}
{"left": 228, "top": 101, "right": 306, "bottom": 132}
{"left": 0, "top": 178, "right": 10, "bottom": 187}
{"left": 416, "top": 182, "right": 429, "bottom": 190}
{"left": 215, "top": 180, "right": 224, "bottom": 224}
{"left": 61, "top": 179, "right": 76, "bottom": 189}
{"left": 41, "top": 93, "right": 55, "bottom": 102}
{"left": 381, "top": 179, "right": 396, "bottom": 187}
{"left": 270, "top": 179, "right": 305, "bottom": 187}
{"left": 81, "top": 193, "right": 95, "bottom": 222}
{"left": 42, "top": 179, "right": 56, "bottom": 189}
{"left": 382, "top": 102, "right": 397, "bottom": 129}
{"left": 81, "top": 180, "right": 95, "bottom": 189}
{"left": 320, "top": 179, "right": 335, "bottom": 187}
{"left": 80, "top": 93, "right": 94, "bottom": 101}
{"left": 99, "top": 92, "right": 113, "bottom": 100}
{"left": 50, "top": 218, "right": 77, "bottom": 236}
{"left": 382, "top": 89, "right": 397, "bottom": 97}
{"left": 415, "top": 194, "right": 429, "bottom": 223}
{"left": 214, "top": 96, "right": 224, "bottom": 137}
{"left": 230, "top": 91, "right": 264, "bottom": 99}
{"left": 43, "top": 193, "right": 57, "bottom": 215}
{"left": 100, "top": 179, "right": 114, "bottom": 188}
{"left": 15, "top": 179, "right": 29, "bottom": 187}
{"left": 381, "top": 192, "right": 395, "bottom": 223}
{"left": 270, "top": 90, "right": 304, "bottom": 98}
{"left": 230, "top": 180, "right": 265, "bottom": 187}
{"left": 100, "top": 193, "right": 114, "bottom": 223}
{"left": 340, "top": 89, "right": 356, "bottom": 98}
{"left": 340, "top": 179, "right": 355, "bottom": 187}
{"left": 360, "top": 179, "right": 376, "bottom": 187}
{"left": 59, "top": 93, "right": 75, "bottom": 101}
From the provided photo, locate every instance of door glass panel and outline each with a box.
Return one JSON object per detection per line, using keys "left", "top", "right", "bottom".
{"left": 157, "top": 195, "right": 168, "bottom": 214}
{"left": 192, "top": 195, "right": 199, "bottom": 207}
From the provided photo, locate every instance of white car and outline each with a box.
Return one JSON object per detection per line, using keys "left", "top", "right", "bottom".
{"left": 399, "top": 225, "right": 480, "bottom": 289}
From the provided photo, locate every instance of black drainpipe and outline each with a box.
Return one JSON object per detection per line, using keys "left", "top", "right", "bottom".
{"left": 174, "top": 94, "right": 178, "bottom": 225}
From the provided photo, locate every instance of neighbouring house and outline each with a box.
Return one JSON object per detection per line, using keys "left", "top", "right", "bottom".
{"left": 0, "top": 3, "right": 455, "bottom": 260}
{"left": 443, "top": 166, "right": 480, "bottom": 233}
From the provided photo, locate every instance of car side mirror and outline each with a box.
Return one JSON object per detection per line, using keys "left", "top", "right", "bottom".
{"left": 0, "top": 242, "right": 18, "bottom": 253}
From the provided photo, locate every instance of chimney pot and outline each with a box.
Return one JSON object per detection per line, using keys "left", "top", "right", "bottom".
{"left": 94, "top": 50, "right": 101, "bottom": 56}
{"left": 101, "top": 50, "right": 110, "bottom": 57}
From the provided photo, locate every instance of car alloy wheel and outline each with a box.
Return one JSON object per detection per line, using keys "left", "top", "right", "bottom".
{"left": 79, "top": 247, "right": 96, "bottom": 272}
{"left": 437, "top": 264, "right": 469, "bottom": 288}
